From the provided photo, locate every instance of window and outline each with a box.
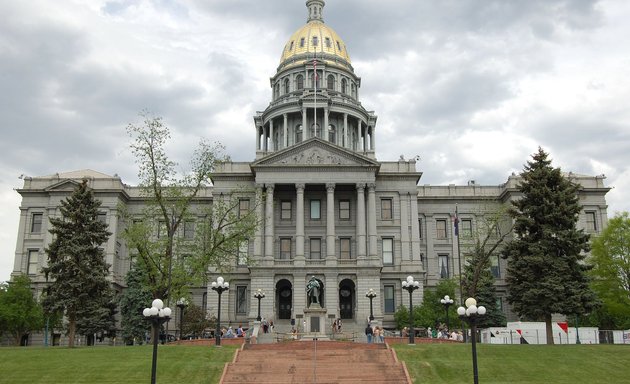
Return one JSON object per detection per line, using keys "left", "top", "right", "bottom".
{"left": 300, "top": 37, "right": 305, "bottom": 47}
{"left": 238, "top": 239, "right": 249, "bottom": 266}
{"left": 31, "top": 213, "right": 43, "bottom": 233}
{"left": 310, "top": 200, "right": 321, "bottom": 220}
{"left": 27, "top": 250, "right": 39, "bottom": 275}
{"left": 239, "top": 199, "right": 250, "bottom": 218}
{"left": 284, "top": 78, "right": 290, "bottom": 94}
{"left": 328, "top": 125, "right": 336, "bottom": 143}
{"left": 296, "top": 75, "right": 304, "bottom": 90}
{"left": 280, "top": 238, "right": 292, "bottom": 260}
{"left": 382, "top": 238, "right": 393, "bottom": 265}
{"left": 340, "top": 238, "right": 351, "bottom": 259}
{"left": 312, "top": 36, "right": 318, "bottom": 46}
{"left": 281, "top": 201, "right": 292, "bottom": 220}
{"left": 310, "top": 238, "right": 321, "bottom": 259}
{"left": 585, "top": 211, "right": 597, "bottom": 233}
{"left": 341, "top": 78, "right": 347, "bottom": 94}
{"left": 289, "top": 41, "right": 294, "bottom": 51}
{"left": 381, "top": 199, "right": 393, "bottom": 220}
{"left": 327, "top": 74, "right": 335, "bottom": 90}
{"left": 236, "top": 286, "right": 247, "bottom": 314}
{"left": 97, "top": 212, "right": 107, "bottom": 224}
{"left": 461, "top": 219, "right": 473, "bottom": 238}
{"left": 436, "top": 219, "right": 447, "bottom": 239}
{"left": 491, "top": 255, "right": 500, "bottom": 278}
{"left": 418, "top": 218, "right": 423, "bottom": 239}
{"left": 336, "top": 40, "right": 342, "bottom": 51}
{"left": 295, "top": 124, "right": 303, "bottom": 143}
{"left": 438, "top": 254, "right": 449, "bottom": 278}
{"left": 183, "top": 221, "right": 195, "bottom": 240}
{"left": 339, "top": 200, "right": 350, "bottom": 220}
{"left": 325, "top": 37, "right": 331, "bottom": 48}
{"left": 384, "top": 285, "right": 395, "bottom": 313}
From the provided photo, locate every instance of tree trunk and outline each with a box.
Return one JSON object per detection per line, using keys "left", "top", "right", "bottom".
{"left": 545, "top": 314, "right": 554, "bottom": 345}
{"left": 68, "top": 313, "right": 76, "bottom": 348}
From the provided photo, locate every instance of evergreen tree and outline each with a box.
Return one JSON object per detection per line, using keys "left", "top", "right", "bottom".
{"left": 503, "top": 148, "right": 597, "bottom": 344}
{"left": 0, "top": 275, "right": 44, "bottom": 346}
{"left": 119, "top": 267, "right": 152, "bottom": 345}
{"left": 42, "top": 179, "right": 114, "bottom": 348}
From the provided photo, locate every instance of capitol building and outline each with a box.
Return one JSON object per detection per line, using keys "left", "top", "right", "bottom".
{"left": 12, "top": 0, "right": 609, "bottom": 339}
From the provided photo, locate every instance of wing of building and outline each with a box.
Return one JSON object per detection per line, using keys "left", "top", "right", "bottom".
{"left": 12, "top": 0, "right": 609, "bottom": 343}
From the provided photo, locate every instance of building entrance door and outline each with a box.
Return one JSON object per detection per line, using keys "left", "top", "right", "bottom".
{"left": 277, "top": 280, "right": 293, "bottom": 320}
{"left": 339, "top": 279, "right": 355, "bottom": 319}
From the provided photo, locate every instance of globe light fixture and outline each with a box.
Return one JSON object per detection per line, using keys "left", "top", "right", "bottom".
{"left": 254, "top": 289, "right": 266, "bottom": 322}
{"left": 457, "top": 297, "right": 486, "bottom": 384}
{"left": 365, "top": 288, "right": 377, "bottom": 321}
{"left": 401, "top": 275, "right": 420, "bottom": 344}
{"left": 143, "top": 298, "right": 172, "bottom": 384}
{"left": 211, "top": 276, "right": 229, "bottom": 346}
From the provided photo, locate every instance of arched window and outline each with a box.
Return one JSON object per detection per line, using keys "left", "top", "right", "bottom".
{"left": 284, "top": 78, "right": 290, "bottom": 94}
{"left": 327, "top": 74, "right": 335, "bottom": 90}
{"left": 296, "top": 75, "right": 304, "bottom": 90}
{"left": 341, "top": 78, "right": 347, "bottom": 94}
{"left": 328, "top": 124, "right": 336, "bottom": 143}
{"left": 295, "top": 124, "right": 303, "bottom": 143}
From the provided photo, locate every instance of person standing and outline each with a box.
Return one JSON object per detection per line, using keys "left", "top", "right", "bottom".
{"left": 373, "top": 326, "right": 380, "bottom": 343}
{"left": 337, "top": 318, "right": 342, "bottom": 333}
{"left": 365, "top": 324, "right": 373, "bottom": 343}
{"left": 332, "top": 319, "right": 337, "bottom": 334}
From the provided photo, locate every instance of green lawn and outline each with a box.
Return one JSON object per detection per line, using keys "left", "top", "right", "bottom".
{"left": 392, "top": 343, "right": 630, "bottom": 384}
{"left": 0, "top": 343, "right": 627, "bottom": 383}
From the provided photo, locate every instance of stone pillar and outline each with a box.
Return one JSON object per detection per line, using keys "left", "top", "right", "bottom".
{"left": 367, "top": 183, "right": 378, "bottom": 262}
{"left": 256, "top": 126, "right": 261, "bottom": 151}
{"left": 410, "top": 192, "right": 421, "bottom": 266}
{"left": 324, "top": 108, "right": 329, "bottom": 142}
{"left": 326, "top": 183, "right": 336, "bottom": 264}
{"left": 400, "top": 192, "right": 410, "bottom": 262}
{"left": 370, "top": 126, "right": 375, "bottom": 151}
{"left": 264, "top": 184, "right": 275, "bottom": 262}
{"left": 302, "top": 108, "right": 308, "bottom": 140}
{"left": 295, "top": 183, "right": 306, "bottom": 265}
{"left": 283, "top": 113, "right": 288, "bottom": 148}
{"left": 269, "top": 119, "right": 274, "bottom": 151}
{"left": 253, "top": 184, "right": 264, "bottom": 261}
{"left": 356, "top": 183, "right": 366, "bottom": 261}
{"left": 343, "top": 113, "right": 348, "bottom": 149}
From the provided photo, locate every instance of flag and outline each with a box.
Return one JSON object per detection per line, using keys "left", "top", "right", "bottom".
{"left": 453, "top": 206, "right": 459, "bottom": 237}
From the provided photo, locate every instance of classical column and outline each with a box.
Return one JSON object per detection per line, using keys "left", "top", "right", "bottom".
{"left": 410, "top": 192, "right": 421, "bottom": 265}
{"left": 343, "top": 113, "right": 348, "bottom": 149}
{"left": 326, "top": 183, "right": 336, "bottom": 262}
{"left": 269, "top": 119, "right": 274, "bottom": 151}
{"left": 295, "top": 183, "right": 306, "bottom": 263}
{"left": 253, "top": 184, "right": 264, "bottom": 260}
{"left": 370, "top": 126, "right": 375, "bottom": 151}
{"left": 256, "top": 126, "right": 261, "bottom": 151}
{"left": 302, "top": 107, "right": 308, "bottom": 140}
{"left": 324, "top": 108, "right": 329, "bottom": 142}
{"left": 283, "top": 113, "right": 288, "bottom": 148}
{"left": 264, "top": 184, "right": 275, "bottom": 262}
{"left": 400, "top": 192, "right": 410, "bottom": 262}
{"left": 367, "top": 183, "right": 378, "bottom": 261}
{"left": 356, "top": 183, "right": 366, "bottom": 260}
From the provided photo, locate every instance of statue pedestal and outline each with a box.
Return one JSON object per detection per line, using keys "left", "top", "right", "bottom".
{"left": 304, "top": 307, "right": 327, "bottom": 337}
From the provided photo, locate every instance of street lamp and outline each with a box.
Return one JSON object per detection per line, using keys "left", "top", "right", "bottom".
{"left": 365, "top": 288, "right": 377, "bottom": 322}
{"left": 457, "top": 297, "right": 486, "bottom": 384}
{"left": 211, "top": 276, "right": 229, "bottom": 347}
{"left": 143, "top": 299, "right": 172, "bottom": 384}
{"left": 176, "top": 298, "right": 188, "bottom": 340}
{"left": 440, "top": 295, "right": 454, "bottom": 333}
{"left": 254, "top": 289, "right": 266, "bottom": 322}
{"left": 401, "top": 275, "right": 420, "bottom": 344}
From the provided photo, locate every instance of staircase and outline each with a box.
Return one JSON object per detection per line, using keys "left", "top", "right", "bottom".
{"left": 219, "top": 340, "right": 411, "bottom": 384}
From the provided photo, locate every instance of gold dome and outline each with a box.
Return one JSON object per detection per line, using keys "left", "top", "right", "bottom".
{"left": 280, "top": 20, "right": 351, "bottom": 65}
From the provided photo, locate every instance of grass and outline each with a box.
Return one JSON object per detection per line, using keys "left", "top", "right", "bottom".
{"left": 392, "top": 343, "right": 630, "bottom": 384}
{"left": 0, "top": 343, "right": 627, "bottom": 383}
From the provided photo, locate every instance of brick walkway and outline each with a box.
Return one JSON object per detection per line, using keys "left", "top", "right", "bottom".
{"left": 219, "top": 340, "right": 411, "bottom": 384}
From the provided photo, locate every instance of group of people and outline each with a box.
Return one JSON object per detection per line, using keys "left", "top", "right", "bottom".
{"left": 427, "top": 326, "right": 464, "bottom": 341}
{"left": 331, "top": 318, "right": 343, "bottom": 333}
{"left": 365, "top": 323, "right": 385, "bottom": 343}
{"left": 221, "top": 324, "right": 245, "bottom": 338}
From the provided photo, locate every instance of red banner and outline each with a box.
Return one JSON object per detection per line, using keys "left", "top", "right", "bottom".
{"left": 557, "top": 322, "right": 569, "bottom": 334}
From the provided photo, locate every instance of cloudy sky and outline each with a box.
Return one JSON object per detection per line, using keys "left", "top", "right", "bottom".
{"left": 1, "top": 0, "right": 629, "bottom": 282}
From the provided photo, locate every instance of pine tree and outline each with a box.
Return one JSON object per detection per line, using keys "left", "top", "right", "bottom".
{"left": 119, "top": 267, "right": 152, "bottom": 345}
{"left": 42, "top": 179, "right": 114, "bottom": 347}
{"left": 462, "top": 256, "right": 506, "bottom": 327}
{"left": 503, "top": 148, "right": 597, "bottom": 344}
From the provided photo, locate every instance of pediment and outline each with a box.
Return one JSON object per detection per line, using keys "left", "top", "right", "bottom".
{"left": 44, "top": 179, "right": 82, "bottom": 192}
{"left": 252, "top": 138, "right": 379, "bottom": 168}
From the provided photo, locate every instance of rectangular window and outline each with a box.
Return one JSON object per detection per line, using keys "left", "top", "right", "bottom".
{"left": 325, "top": 37, "right": 331, "bottom": 48}
{"left": 312, "top": 36, "right": 319, "bottom": 46}
{"left": 418, "top": 218, "right": 423, "bottom": 239}
{"left": 31, "top": 213, "right": 43, "bottom": 233}
{"left": 491, "top": 255, "right": 500, "bottom": 278}
{"left": 585, "top": 211, "right": 597, "bottom": 233}
{"left": 281, "top": 201, "right": 292, "bottom": 220}
{"left": 239, "top": 199, "right": 250, "bottom": 219}
{"left": 236, "top": 286, "right": 247, "bottom": 314}
{"left": 238, "top": 239, "right": 249, "bottom": 266}
{"left": 280, "top": 238, "right": 292, "bottom": 260}
{"left": 300, "top": 37, "right": 305, "bottom": 47}
{"left": 97, "top": 212, "right": 107, "bottom": 224}
{"left": 310, "top": 200, "right": 321, "bottom": 220}
{"left": 183, "top": 221, "right": 195, "bottom": 240}
{"left": 382, "top": 238, "right": 393, "bottom": 265}
{"left": 310, "top": 238, "right": 321, "bottom": 259}
{"left": 461, "top": 219, "right": 473, "bottom": 238}
{"left": 381, "top": 199, "right": 393, "bottom": 220}
{"left": 339, "top": 200, "right": 350, "bottom": 220}
{"left": 340, "top": 238, "right": 351, "bottom": 259}
{"left": 384, "top": 285, "right": 395, "bottom": 313}
{"left": 27, "top": 250, "right": 39, "bottom": 275}
{"left": 438, "top": 254, "right": 450, "bottom": 278}
{"left": 436, "top": 219, "right": 447, "bottom": 239}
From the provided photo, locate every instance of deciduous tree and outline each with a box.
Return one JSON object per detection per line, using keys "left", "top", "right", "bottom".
{"left": 0, "top": 275, "right": 44, "bottom": 346}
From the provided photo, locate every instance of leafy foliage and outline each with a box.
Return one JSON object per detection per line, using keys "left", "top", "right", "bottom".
{"left": 502, "top": 148, "right": 597, "bottom": 344}
{"left": 181, "top": 303, "right": 212, "bottom": 338}
{"left": 395, "top": 279, "right": 460, "bottom": 331}
{"left": 587, "top": 211, "right": 630, "bottom": 329}
{"left": 119, "top": 267, "right": 152, "bottom": 344}
{"left": 42, "top": 179, "right": 115, "bottom": 347}
{"left": 0, "top": 275, "right": 44, "bottom": 345}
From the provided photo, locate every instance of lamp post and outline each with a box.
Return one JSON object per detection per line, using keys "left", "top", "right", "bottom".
{"left": 211, "top": 276, "right": 229, "bottom": 347}
{"left": 176, "top": 298, "right": 188, "bottom": 340}
{"left": 401, "top": 275, "right": 420, "bottom": 344}
{"left": 440, "top": 295, "right": 454, "bottom": 332}
{"left": 365, "top": 288, "right": 377, "bottom": 322}
{"left": 575, "top": 315, "right": 581, "bottom": 344}
{"left": 254, "top": 289, "right": 266, "bottom": 321}
{"left": 143, "top": 299, "right": 172, "bottom": 384}
{"left": 457, "top": 297, "right": 486, "bottom": 384}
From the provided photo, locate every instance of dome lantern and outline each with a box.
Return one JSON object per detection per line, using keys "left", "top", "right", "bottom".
{"left": 307, "top": 0, "right": 325, "bottom": 23}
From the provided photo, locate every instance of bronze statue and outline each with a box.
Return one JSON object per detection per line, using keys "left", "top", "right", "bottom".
{"left": 306, "top": 276, "right": 320, "bottom": 307}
